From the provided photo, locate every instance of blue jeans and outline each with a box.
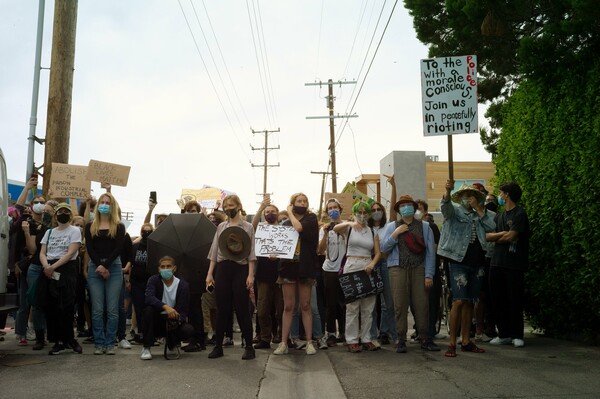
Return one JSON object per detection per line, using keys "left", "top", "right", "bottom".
{"left": 88, "top": 259, "right": 122, "bottom": 349}
{"left": 377, "top": 261, "right": 398, "bottom": 342}
{"left": 291, "top": 285, "right": 323, "bottom": 339}
{"left": 26, "top": 264, "right": 47, "bottom": 332}
{"left": 15, "top": 272, "right": 29, "bottom": 337}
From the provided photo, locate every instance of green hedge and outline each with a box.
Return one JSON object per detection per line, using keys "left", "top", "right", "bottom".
{"left": 494, "top": 62, "right": 600, "bottom": 342}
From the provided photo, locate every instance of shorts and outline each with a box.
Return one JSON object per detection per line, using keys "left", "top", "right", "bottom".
{"left": 276, "top": 277, "right": 315, "bottom": 286}
{"left": 449, "top": 263, "right": 483, "bottom": 302}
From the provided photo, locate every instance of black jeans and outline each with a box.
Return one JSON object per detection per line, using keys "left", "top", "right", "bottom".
{"left": 489, "top": 267, "right": 524, "bottom": 339}
{"left": 130, "top": 280, "right": 146, "bottom": 336}
{"left": 45, "top": 261, "right": 77, "bottom": 344}
{"left": 214, "top": 260, "right": 253, "bottom": 348}
{"left": 142, "top": 306, "right": 193, "bottom": 348}
{"left": 188, "top": 290, "right": 205, "bottom": 346}
{"left": 323, "top": 271, "right": 345, "bottom": 335}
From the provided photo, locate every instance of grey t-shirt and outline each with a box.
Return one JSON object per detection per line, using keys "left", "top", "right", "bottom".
{"left": 41, "top": 225, "right": 82, "bottom": 261}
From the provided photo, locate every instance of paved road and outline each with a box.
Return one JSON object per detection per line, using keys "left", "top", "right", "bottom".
{"left": 1, "top": 328, "right": 599, "bottom": 399}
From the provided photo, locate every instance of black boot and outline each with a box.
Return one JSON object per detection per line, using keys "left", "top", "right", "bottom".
{"left": 242, "top": 346, "right": 256, "bottom": 360}
{"left": 33, "top": 330, "right": 45, "bottom": 351}
{"left": 208, "top": 346, "right": 224, "bottom": 359}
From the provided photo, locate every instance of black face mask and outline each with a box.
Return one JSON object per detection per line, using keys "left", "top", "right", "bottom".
{"left": 42, "top": 212, "right": 53, "bottom": 227}
{"left": 141, "top": 231, "right": 151, "bottom": 240}
{"left": 293, "top": 206, "right": 307, "bottom": 215}
{"left": 56, "top": 213, "right": 71, "bottom": 224}
{"left": 485, "top": 202, "right": 498, "bottom": 213}
{"left": 224, "top": 208, "right": 238, "bottom": 219}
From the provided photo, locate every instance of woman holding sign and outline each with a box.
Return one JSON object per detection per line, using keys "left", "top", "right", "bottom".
{"left": 273, "top": 193, "right": 319, "bottom": 356}
{"left": 333, "top": 201, "right": 381, "bottom": 353}
{"left": 85, "top": 193, "right": 127, "bottom": 355}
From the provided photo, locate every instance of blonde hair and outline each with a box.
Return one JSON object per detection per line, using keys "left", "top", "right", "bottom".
{"left": 90, "top": 193, "right": 122, "bottom": 238}
{"left": 289, "top": 192, "right": 309, "bottom": 207}
{"left": 222, "top": 194, "right": 244, "bottom": 220}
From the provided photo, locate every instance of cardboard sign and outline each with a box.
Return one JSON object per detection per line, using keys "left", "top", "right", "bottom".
{"left": 86, "top": 160, "right": 131, "bottom": 186}
{"left": 420, "top": 55, "right": 478, "bottom": 136}
{"left": 339, "top": 269, "right": 384, "bottom": 304}
{"left": 48, "top": 163, "right": 91, "bottom": 199}
{"left": 182, "top": 187, "right": 222, "bottom": 201}
{"left": 324, "top": 192, "right": 354, "bottom": 221}
{"left": 254, "top": 224, "right": 299, "bottom": 259}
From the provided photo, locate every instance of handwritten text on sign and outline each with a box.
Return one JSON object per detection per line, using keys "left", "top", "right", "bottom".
{"left": 86, "top": 160, "right": 131, "bottom": 186}
{"left": 49, "top": 163, "right": 91, "bottom": 199}
{"left": 420, "top": 55, "right": 478, "bottom": 136}
{"left": 254, "top": 224, "right": 299, "bottom": 259}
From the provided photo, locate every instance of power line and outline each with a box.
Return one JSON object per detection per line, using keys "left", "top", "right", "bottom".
{"left": 342, "top": 0, "right": 369, "bottom": 80}
{"left": 255, "top": 1, "right": 279, "bottom": 126}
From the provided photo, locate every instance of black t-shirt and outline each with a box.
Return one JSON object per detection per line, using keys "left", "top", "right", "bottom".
{"left": 278, "top": 212, "right": 319, "bottom": 280}
{"left": 491, "top": 206, "right": 529, "bottom": 270}
{"left": 130, "top": 241, "right": 151, "bottom": 283}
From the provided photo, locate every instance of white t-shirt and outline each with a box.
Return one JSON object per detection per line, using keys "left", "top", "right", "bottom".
{"left": 162, "top": 277, "right": 180, "bottom": 308}
{"left": 41, "top": 226, "right": 82, "bottom": 261}
{"left": 321, "top": 227, "right": 347, "bottom": 273}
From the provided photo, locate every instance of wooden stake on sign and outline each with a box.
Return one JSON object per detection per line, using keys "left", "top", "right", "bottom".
{"left": 448, "top": 135, "right": 454, "bottom": 183}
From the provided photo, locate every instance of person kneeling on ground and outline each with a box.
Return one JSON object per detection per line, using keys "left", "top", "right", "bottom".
{"left": 140, "top": 256, "right": 193, "bottom": 360}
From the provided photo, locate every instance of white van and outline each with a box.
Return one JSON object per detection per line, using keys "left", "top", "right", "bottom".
{"left": 0, "top": 147, "right": 17, "bottom": 313}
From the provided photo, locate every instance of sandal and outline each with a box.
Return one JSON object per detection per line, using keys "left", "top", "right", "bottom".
{"left": 445, "top": 345, "right": 457, "bottom": 357}
{"left": 348, "top": 343, "right": 362, "bottom": 353}
{"left": 461, "top": 341, "right": 485, "bottom": 353}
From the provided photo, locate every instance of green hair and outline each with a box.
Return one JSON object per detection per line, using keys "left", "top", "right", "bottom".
{"left": 352, "top": 201, "right": 371, "bottom": 214}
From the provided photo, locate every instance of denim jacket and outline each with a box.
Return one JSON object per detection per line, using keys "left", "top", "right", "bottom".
{"left": 437, "top": 198, "right": 496, "bottom": 263}
{"left": 379, "top": 220, "right": 435, "bottom": 279}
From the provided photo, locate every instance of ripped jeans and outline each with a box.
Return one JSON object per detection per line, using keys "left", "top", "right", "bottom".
{"left": 448, "top": 263, "right": 482, "bottom": 302}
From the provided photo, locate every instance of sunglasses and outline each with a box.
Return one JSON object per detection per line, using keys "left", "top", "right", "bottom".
{"left": 371, "top": 208, "right": 382, "bottom": 212}
{"left": 32, "top": 200, "right": 45, "bottom": 204}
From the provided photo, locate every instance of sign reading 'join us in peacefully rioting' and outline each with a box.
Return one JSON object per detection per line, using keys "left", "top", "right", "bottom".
{"left": 420, "top": 55, "right": 478, "bottom": 136}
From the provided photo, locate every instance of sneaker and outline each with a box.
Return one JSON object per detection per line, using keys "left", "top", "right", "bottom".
{"left": 94, "top": 347, "right": 105, "bottom": 355}
{"left": 223, "top": 337, "right": 234, "bottom": 347}
{"left": 445, "top": 345, "right": 457, "bottom": 357}
{"left": 242, "top": 346, "right": 256, "bottom": 360}
{"left": 140, "top": 347, "right": 152, "bottom": 360}
{"left": 362, "top": 342, "right": 379, "bottom": 351}
{"left": 33, "top": 340, "right": 45, "bottom": 351}
{"left": 395, "top": 341, "right": 407, "bottom": 354}
{"left": 461, "top": 341, "right": 485, "bottom": 353}
{"left": 475, "top": 333, "right": 493, "bottom": 342}
{"left": 318, "top": 336, "right": 328, "bottom": 350}
{"left": 18, "top": 337, "right": 28, "bottom": 346}
{"left": 305, "top": 340, "right": 316, "bottom": 355}
{"left": 166, "top": 346, "right": 180, "bottom": 359}
{"left": 512, "top": 338, "right": 525, "bottom": 348}
{"left": 26, "top": 328, "right": 36, "bottom": 341}
{"left": 489, "top": 337, "right": 512, "bottom": 345}
{"left": 119, "top": 339, "right": 132, "bottom": 349}
{"left": 253, "top": 340, "right": 271, "bottom": 350}
{"left": 208, "top": 346, "right": 224, "bottom": 359}
{"left": 70, "top": 340, "right": 83, "bottom": 354}
{"left": 371, "top": 339, "right": 381, "bottom": 349}
{"left": 105, "top": 346, "right": 116, "bottom": 355}
{"left": 348, "top": 343, "right": 362, "bottom": 353}
{"left": 49, "top": 343, "right": 65, "bottom": 355}
{"left": 294, "top": 339, "right": 307, "bottom": 350}
{"left": 326, "top": 334, "right": 337, "bottom": 347}
{"left": 182, "top": 342, "right": 204, "bottom": 352}
{"left": 273, "top": 342, "right": 288, "bottom": 355}
{"left": 421, "top": 339, "right": 441, "bottom": 351}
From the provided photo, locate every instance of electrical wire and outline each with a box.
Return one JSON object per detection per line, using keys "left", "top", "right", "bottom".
{"left": 255, "top": 1, "right": 279, "bottom": 126}
{"left": 342, "top": 0, "right": 369, "bottom": 80}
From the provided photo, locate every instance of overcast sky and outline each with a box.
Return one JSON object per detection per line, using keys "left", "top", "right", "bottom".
{"left": 1, "top": 1, "right": 492, "bottom": 233}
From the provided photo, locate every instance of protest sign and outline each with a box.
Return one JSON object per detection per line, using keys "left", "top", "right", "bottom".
{"left": 86, "top": 160, "right": 131, "bottom": 186}
{"left": 420, "top": 55, "right": 478, "bottom": 136}
{"left": 339, "top": 268, "right": 384, "bottom": 304}
{"left": 254, "top": 224, "right": 299, "bottom": 259}
{"left": 48, "top": 163, "right": 91, "bottom": 199}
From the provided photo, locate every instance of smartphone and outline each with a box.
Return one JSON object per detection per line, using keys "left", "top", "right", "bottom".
{"left": 150, "top": 191, "right": 157, "bottom": 203}
{"left": 51, "top": 271, "right": 61, "bottom": 281}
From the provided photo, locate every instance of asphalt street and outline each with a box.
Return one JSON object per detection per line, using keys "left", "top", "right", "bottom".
{"left": 1, "top": 326, "right": 599, "bottom": 399}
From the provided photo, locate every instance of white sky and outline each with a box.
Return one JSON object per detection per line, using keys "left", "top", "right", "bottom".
{"left": 1, "top": 1, "right": 492, "bottom": 233}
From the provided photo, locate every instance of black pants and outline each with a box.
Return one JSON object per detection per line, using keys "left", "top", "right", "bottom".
{"left": 45, "top": 261, "right": 77, "bottom": 344}
{"left": 142, "top": 306, "right": 193, "bottom": 348}
{"left": 323, "top": 271, "right": 345, "bottom": 335}
{"left": 130, "top": 279, "right": 146, "bottom": 336}
{"left": 214, "top": 260, "right": 252, "bottom": 349}
{"left": 188, "top": 290, "right": 205, "bottom": 346}
{"left": 489, "top": 267, "right": 524, "bottom": 339}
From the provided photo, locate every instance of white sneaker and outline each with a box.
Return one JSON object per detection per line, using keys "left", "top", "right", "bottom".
{"left": 273, "top": 342, "right": 288, "bottom": 355}
{"left": 26, "top": 327, "right": 36, "bottom": 341}
{"left": 317, "top": 336, "right": 328, "bottom": 350}
{"left": 305, "top": 340, "right": 316, "bottom": 355}
{"left": 295, "top": 339, "right": 307, "bottom": 350}
{"left": 490, "top": 337, "right": 512, "bottom": 345}
{"left": 140, "top": 348, "right": 152, "bottom": 360}
{"left": 512, "top": 338, "right": 525, "bottom": 348}
{"left": 119, "top": 339, "right": 132, "bottom": 349}
{"left": 371, "top": 339, "right": 381, "bottom": 349}
{"left": 105, "top": 346, "right": 116, "bottom": 355}
{"left": 475, "top": 333, "right": 493, "bottom": 343}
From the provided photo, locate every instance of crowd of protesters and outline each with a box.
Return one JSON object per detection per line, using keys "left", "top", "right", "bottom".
{"left": 2, "top": 175, "right": 529, "bottom": 361}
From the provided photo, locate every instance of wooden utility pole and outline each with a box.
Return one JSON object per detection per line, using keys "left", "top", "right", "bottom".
{"left": 42, "top": 0, "right": 78, "bottom": 196}
{"left": 305, "top": 79, "right": 357, "bottom": 193}
{"left": 311, "top": 170, "right": 331, "bottom": 220}
{"left": 251, "top": 128, "right": 280, "bottom": 196}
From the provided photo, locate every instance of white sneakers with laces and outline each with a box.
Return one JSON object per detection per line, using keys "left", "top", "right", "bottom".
{"left": 273, "top": 342, "right": 288, "bottom": 355}
{"left": 305, "top": 340, "right": 316, "bottom": 355}
{"left": 140, "top": 347, "right": 152, "bottom": 360}
{"left": 119, "top": 339, "right": 132, "bottom": 349}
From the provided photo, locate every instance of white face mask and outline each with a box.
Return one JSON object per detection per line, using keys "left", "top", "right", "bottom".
{"left": 414, "top": 210, "right": 423, "bottom": 220}
{"left": 32, "top": 203, "right": 45, "bottom": 214}
{"left": 355, "top": 214, "right": 368, "bottom": 225}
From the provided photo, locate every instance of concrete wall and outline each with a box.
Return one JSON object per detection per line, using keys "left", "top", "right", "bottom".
{"left": 379, "top": 151, "right": 426, "bottom": 213}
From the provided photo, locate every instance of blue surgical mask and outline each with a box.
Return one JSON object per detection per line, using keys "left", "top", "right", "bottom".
{"left": 328, "top": 209, "right": 340, "bottom": 220}
{"left": 97, "top": 204, "right": 110, "bottom": 215}
{"left": 400, "top": 205, "right": 415, "bottom": 217}
{"left": 89, "top": 212, "right": 95, "bottom": 221}
{"left": 498, "top": 196, "right": 505, "bottom": 206}
{"left": 160, "top": 269, "right": 174, "bottom": 281}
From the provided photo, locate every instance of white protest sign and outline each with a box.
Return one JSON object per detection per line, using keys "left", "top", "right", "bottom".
{"left": 420, "top": 55, "right": 478, "bottom": 136}
{"left": 200, "top": 199, "right": 217, "bottom": 209}
{"left": 86, "top": 160, "right": 131, "bottom": 186}
{"left": 254, "top": 224, "right": 299, "bottom": 259}
{"left": 48, "top": 163, "right": 91, "bottom": 199}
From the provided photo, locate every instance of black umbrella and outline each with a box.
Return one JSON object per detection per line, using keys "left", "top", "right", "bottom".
{"left": 147, "top": 213, "right": 216, "bottom": 293}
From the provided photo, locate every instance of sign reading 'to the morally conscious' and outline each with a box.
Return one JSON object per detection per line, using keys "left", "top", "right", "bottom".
{"left": 420, "top": 55, "right": 478, "bottom": 136}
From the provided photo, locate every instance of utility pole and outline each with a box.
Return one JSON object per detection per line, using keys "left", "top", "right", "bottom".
{"left": 42, "top": 0, "right": 78, "bottom": 196}
{"left": 311, "top": 170, "right": 331, "bottom": 220}
{"left": 251, "top": 128, "right": 280, "bottom": 197}
{"left": 305, "top": 79, "right": 358, "bottom": 193}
